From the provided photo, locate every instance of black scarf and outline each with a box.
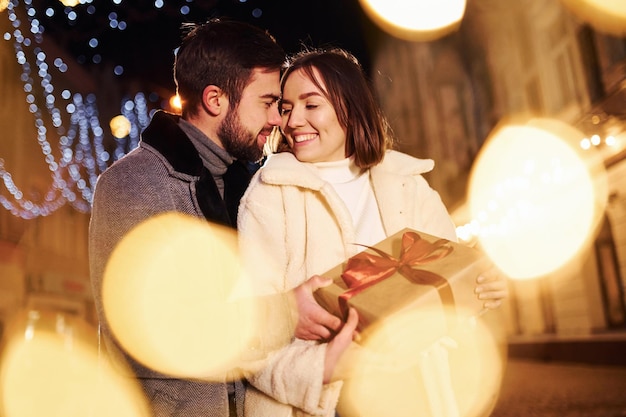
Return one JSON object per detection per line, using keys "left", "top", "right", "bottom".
{"left": 141, "top": 111, "right": 253, "bottom": 228}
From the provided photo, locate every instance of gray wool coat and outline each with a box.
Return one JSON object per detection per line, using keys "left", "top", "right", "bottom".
{"left": 89, "top": 111, "right": 252, "bottom": 417}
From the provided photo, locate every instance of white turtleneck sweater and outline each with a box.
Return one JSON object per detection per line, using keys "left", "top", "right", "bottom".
{"left": 312, "top": 158, "right": 386, "bottom": 248}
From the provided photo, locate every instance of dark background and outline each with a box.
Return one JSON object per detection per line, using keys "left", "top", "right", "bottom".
{"left": 38, "top": 0, "right": 375, "bottom": 93}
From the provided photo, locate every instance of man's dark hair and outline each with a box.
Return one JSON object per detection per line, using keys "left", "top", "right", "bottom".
{"left": 174, "top": 18, "right": 285, "bottom": 118}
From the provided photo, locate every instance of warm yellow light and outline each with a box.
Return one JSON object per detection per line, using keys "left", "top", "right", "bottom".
{"left": 467, "top": 117, "right": 608, "bottom": 280}
{"left": 0, "top": 0, "right": 10, "bottom": 12}
{"left": 606, "top": 135, "right": 616, "bottom": 146}
{"left": 560, "top": 0, "right": 626, "bottom": 36}
{"left": 580, "top": 138, "right": 591, "bottom": 150}
{"left": 359, "top": 0, "right": 467, "bottom": 41}
{"left": 338, "top": 307, "right": 504, "bottom": 417}
{"left": 590, "top": 134, "right": 601, "bottom": 146}
{"left": 109, "top": 115, "right": 131, "bottom": 139}
{"left": 58, "top": 0, "right": 80, "bottom": 6}
{"left": 169, "top": 94, "right": 182, "bottom": 113}
{"left": 0, "top": 309, "right": 150, "bottom": 417}
{"left": 102, "top": 212, "right": 289, "bottom": 379}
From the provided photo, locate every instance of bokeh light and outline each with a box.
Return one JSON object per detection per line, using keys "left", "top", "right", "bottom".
{"left": 358, "top": 0, "right": 467, "bottom": 41}
{"left": 467, "top": 117, "right": 608, "bottom": 280}
{"left": 169, "top": 94, "right": 182, "bottom": 114}
{"left": 58, "top": 0, "right": 80, "bottom": 7}
{"left": 102, "top": 212, "right": 289, "bottom": 379}
{"left": 109, "top": 115, "right": 131, "bottom": 139}
{"left": 0, "top": 309, "right": 150, "bottom": 417}
{"left": 338, "top": 307, "right": 504, "bottom": 417}
{"left": 559, "top": 0, "right": 626, "bottom": 37}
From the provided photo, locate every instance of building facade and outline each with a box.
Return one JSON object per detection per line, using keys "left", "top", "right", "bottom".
{"left": 367, "top": 0, "right": 626, "bottom": 362}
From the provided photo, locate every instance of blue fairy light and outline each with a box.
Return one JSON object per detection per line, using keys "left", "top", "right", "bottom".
{"left": 1, "top": 0, "right": 150, "bottom": 218}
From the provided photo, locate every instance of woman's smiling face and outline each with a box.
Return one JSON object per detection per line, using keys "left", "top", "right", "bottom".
{"left": 280, "top": 67, "right": 347, "bottom": 163}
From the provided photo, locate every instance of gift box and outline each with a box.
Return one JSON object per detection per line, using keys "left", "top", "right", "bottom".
{"left": 313, "top": 227, "right": 491, "bottom": 335}
{"left": 314, "top": 228, "right": 504, "bottom": 417}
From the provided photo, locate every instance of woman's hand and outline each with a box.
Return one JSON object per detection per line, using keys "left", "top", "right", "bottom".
{"left": 474, "top": 265, "right": 508, "bottom": 309}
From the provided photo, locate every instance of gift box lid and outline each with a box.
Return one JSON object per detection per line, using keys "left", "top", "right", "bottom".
{"left": 313, "top": 227, "right": 490, "bottom": 333}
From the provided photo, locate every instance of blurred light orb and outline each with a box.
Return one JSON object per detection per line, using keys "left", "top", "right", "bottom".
{"left": 359, "top": 0, "right": 467, "bottom": 41}
{"left": 109, "top": 115, "right": 131, "bottom": 139}
{"left": 102, "top": 213, "right": 265, "bottom": 379}
{"left": 169, "top": 94, "right": 182, "bottom": 114}
{"left": 338, "top": 307, "right": 504, "bottom": 417}
{"left": 560, "top": 0, "right": 626, "bottom": 37}
{"left": 58, "top": 0, "right": 80, "bottom": 6}
{"left": 468, "top": 118, "right": 608, "bottom": 280}
{"left": 0, "top": 309, "right": 150, "bottom": 417}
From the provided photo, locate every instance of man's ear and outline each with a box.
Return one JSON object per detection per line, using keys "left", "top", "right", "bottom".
{"left": 202, "top": 85, "right": 226, "bottom": 116}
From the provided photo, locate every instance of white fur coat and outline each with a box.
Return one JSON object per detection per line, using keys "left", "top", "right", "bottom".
{"left": 237, "top": 150, "right": 458, "bottom": 417}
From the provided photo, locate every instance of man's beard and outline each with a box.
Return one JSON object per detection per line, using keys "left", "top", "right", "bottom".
{"left": 217, "top": 108, "right": 264, "bottom": 162}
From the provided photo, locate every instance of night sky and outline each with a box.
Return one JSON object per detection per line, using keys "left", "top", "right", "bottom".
{"left": 36, "top": 0, "right": 374, "bottom": 93}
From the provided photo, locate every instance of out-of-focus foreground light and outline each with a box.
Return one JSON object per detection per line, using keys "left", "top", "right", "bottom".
{"left": 109, "top": 115, "right": 132, "bottom": 139}
{"left": 102, "top": 212, "right": 290, "bottom": 380}
{"left": 0, "top": 0, "right": 9, "bottom": 12}
{"left": 467, "top": 117, "right": 608, "bottom": 280}
{"left": 359, "top": 0, "right": 467, "bottom": 41}
{"left": 0, "top": 309, "right": 150, "bottom": 417}
{"left": 559, "top": 0, "right": 626, "bottom": 37}
{"left": 338, "top": 308, "right": 505, "bottom": 417}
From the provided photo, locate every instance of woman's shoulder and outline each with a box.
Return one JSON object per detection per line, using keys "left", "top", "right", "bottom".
{"left": 240, "top": 152, "right": 320, "bottom": 211}
{"left": 256, "top": 152, "right": 324, "bottom": 189}
{"left": 377, "top": 150, "right": 435, "bottom": 175}
{"left": 261, "top": 151, "right": 300, "bottom": 168}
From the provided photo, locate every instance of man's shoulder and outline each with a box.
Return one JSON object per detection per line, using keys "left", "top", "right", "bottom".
{"left": 94, "top": 145, "right": 170, "bottom": 198}
{"left": 101, "top": 144, "right": 167, "bottom": 178}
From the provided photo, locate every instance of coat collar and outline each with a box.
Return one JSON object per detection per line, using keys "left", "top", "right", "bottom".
{"left": 257, "top": 150, "right": 438, "bottom": 240}
{"left": 258, "top": 150, "right": 435, "bottom": 190}
{"left": 140, "top": 110, "right": 204, "bottom": 176}
{"left": 140, "top": 110, "right": 249, "bottom": 227}
{"left": 259, "top": 152, "right": 326, "bottom": 190}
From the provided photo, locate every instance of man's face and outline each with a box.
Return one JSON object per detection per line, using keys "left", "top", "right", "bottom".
{"left": 218, "top": 68, "right": 281, "bottom": 162}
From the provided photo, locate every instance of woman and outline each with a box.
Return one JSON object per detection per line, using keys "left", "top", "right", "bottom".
{"left": 238, "top": 47, "right": 504, "bottom": 417}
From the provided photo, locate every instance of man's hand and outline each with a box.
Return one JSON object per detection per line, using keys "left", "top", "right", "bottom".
{"left": 323, "top": 308, "right": 359, "bottom": 383}
{"left": 293, "top": 275, "right": 342, "bottom": 340}
{"left": 475, "top": 265, "right": 508, "bottom": 309}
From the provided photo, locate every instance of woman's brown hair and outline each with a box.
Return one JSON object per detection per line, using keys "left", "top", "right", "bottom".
{"left": 280, "top": 47, "right": 393, "bottom": 168}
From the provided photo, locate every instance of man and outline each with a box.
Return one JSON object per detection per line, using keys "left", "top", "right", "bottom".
{"left": 89, "top": 19, "right": 342, "bottom": 417}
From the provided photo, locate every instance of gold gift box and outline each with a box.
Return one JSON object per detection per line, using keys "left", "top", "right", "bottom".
{"left": 314, "top": 228, "right": 505, "bottom": 417}
{"left": 313, "top": 228, "right": 490, "bottom": 334}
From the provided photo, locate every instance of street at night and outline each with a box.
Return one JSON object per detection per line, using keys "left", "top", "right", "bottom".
{"left": 491, "top": 359, "right": 626, "bottom": 417}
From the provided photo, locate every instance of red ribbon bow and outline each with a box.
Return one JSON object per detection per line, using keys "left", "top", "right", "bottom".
{"left": 339, "top": 231, "right": 456, "bottom": 326}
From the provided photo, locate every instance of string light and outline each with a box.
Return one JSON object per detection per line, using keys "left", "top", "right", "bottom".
{"left": 4, "top": 0, "right": 261, "bottom": 218}
{"left": 119, "top": 92, "right": 151, "bottom": 160}
{"left": 1, "top": 0, "right": 150, "bottom": 218}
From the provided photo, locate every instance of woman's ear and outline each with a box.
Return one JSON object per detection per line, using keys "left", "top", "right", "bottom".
{"left": 202, "top": 85, "right": 226, "bottom": 116}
